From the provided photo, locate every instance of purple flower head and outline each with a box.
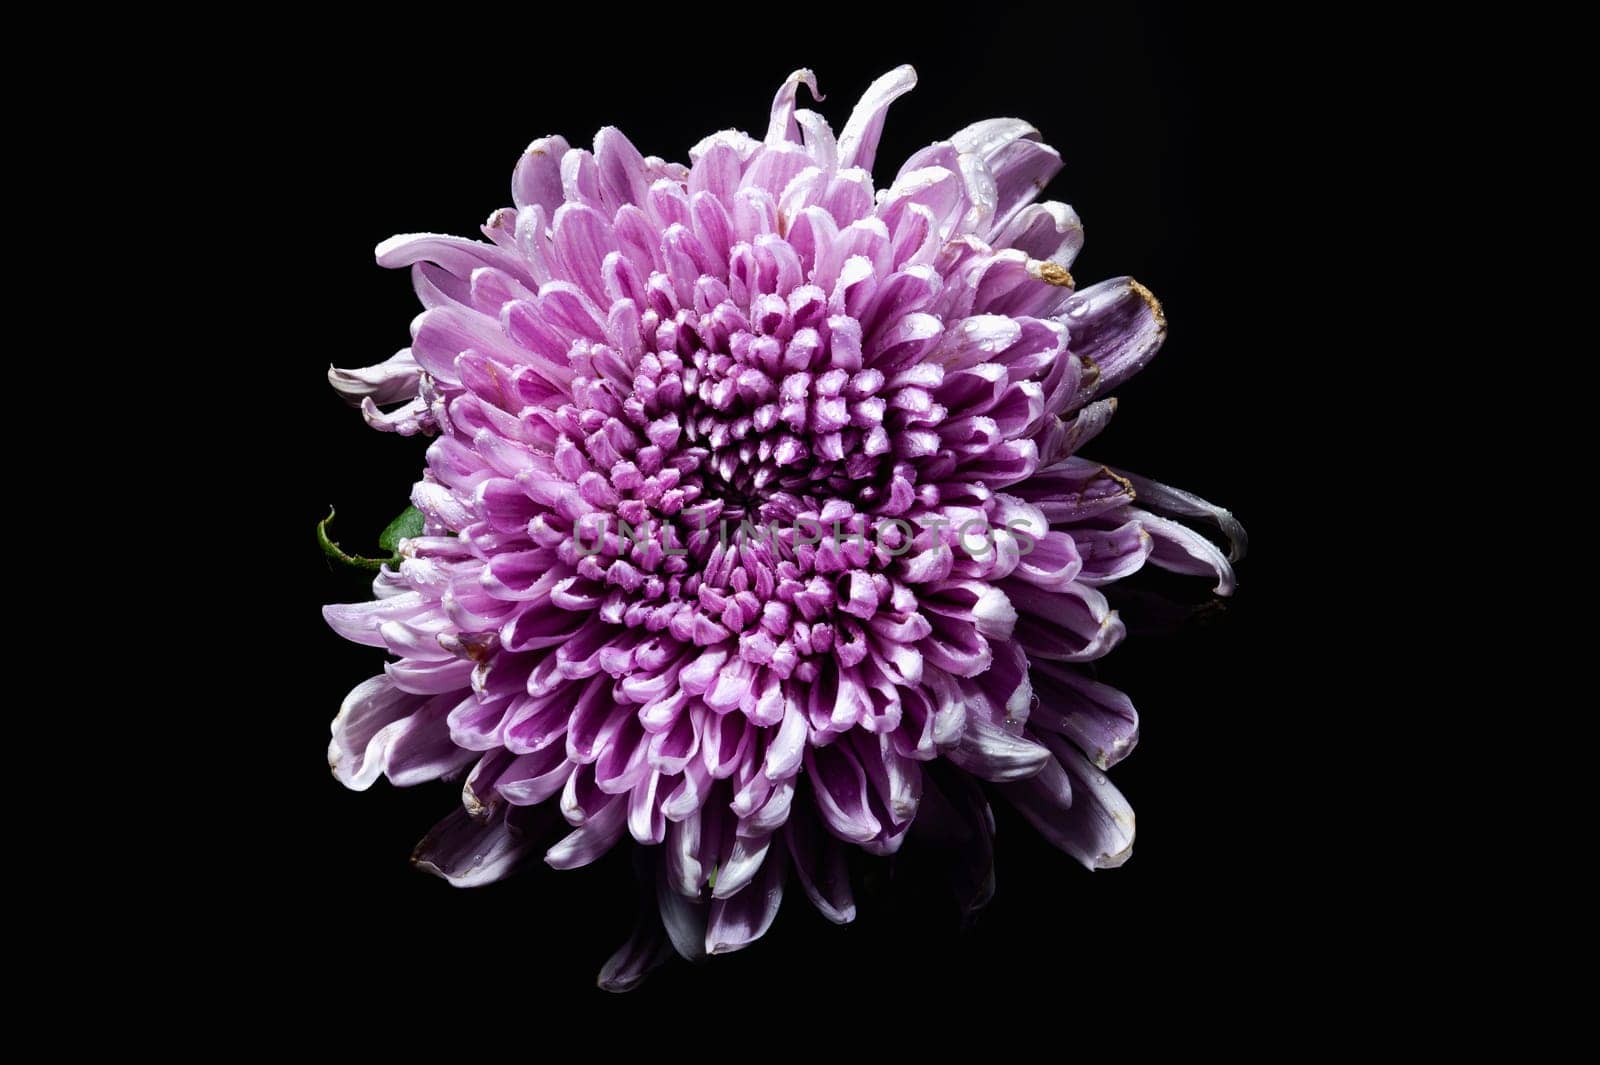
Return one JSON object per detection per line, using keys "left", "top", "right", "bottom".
{"left": 324, "top": 66, "right": 1244, "bottom": 987}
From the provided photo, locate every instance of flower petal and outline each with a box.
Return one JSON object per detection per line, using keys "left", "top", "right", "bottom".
{"left": 946, "top": 714, "right": 1051, "bottom": 782}
{"left": 598, "top": 900, "right": 674, "bottom": 993}
{"left": 411, "top": 806, "right": 535, "bottom": 887}
{"left": 1027, "top": 662, "right": 1140, "bottom": 769}
{"left": 765, "top": 68, "right": 822, "bottom": 145}
{"left": 1063, "top": 277, "right": 1167, "bottom": 396}
{"left": 784, "top": 811, "right": 856, "bottom": 924}
{"left": 656, "top": 860, "right": 709, "bottom": 962}
{"left": 1008, "top": 735, "right": 1137, "bottom": 869}
{"left": 804, "top": 741, "right": 883, "bottom": 843}
{"left": 705, "top": 841, "right": 786, "bottom": 954}
{"left": 545, "top": 793, "right": 628, "bottom": 869}
{"left": 836, "top": 65, "right": 917, "bottom": 172}
{"left": 512, "top": 135, "right": 572, "bottom": 213}
{"left": 1107, "top": 469, "right": 1248, "bottom": 563}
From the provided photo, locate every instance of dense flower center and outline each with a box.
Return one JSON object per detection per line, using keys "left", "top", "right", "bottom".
{"left": 537, "top": 281, "right": 942, "bottom": 692}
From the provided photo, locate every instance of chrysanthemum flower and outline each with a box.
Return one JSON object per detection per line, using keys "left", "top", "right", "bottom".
{"left": 324, "top": 66, "right": 1244, "bottom": 988}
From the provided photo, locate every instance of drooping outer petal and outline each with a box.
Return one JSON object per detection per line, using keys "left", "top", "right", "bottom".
{"left": 785, "top": 811, "right": 856, "bottom": 924}
{"left": 1028, "top": 661, "right": 1140, "bottom": 769}
{"left": 1109, "top": 469, "right": 1248, "bottom": 563}
{"left": 706, "top": 842, "right": 787, "bottom": 955}
{"left": 411, "top": 806, "right": 536, "bottom": 887}
{"left": 1007, "top": 733, "right": 1137, "bottom": 870}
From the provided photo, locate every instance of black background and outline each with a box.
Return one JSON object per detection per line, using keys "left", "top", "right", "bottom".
{"left": 242, "top": 2, "right": 1316, "bottom": 1017}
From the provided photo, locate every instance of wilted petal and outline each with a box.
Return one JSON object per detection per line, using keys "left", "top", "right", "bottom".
{"left": 1062, "top": 277, "right": 1167, "bottom": 396}
{"left": 598, "top": 896, "right": 674, "bottom": 993}
{"left": 1012, "top": 458, "right": 1136, "bottom": 522}
{"left": 411, "top": 806, "right": 534, "bottom": 887}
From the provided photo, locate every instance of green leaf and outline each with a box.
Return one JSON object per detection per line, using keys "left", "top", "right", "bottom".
{"left": 316, "top": 508, "right": 387, "bottom": 574}
{"left": 378, "top": 505, "right": 425, "bottom": 553}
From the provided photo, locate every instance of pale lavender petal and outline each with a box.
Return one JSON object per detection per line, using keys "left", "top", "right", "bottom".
{"left": 375, "top": 232, "right": 530, "bottom": 284}
{"left": 986, "top": 137, "right": 1063, "bottom": 233}
{"left": 1014, "top": 734, "right": 1137, "bottom": 869}
{"left": 710, "top": 832, "right": 772, "bottom": 900}
{"left": 765, "top": 68, "right": 821, "bottom": 145}
{"left": 594, "top": 126, "right": 651, "bottom": 209}
{"left": 1028, "top": 661, "right": 1140, "bottom": 769}
{"left": 322, "top": 593, "right": 429, "bottom": 648}
{"left": 512, "top": 135, "right": 571, "bottom": 213}
{"left": 496, "top": 745, "right": 574, "bottom": 805}
{"left": 946, "top": 715, "right": 1051, "bottom": 782}
{"left": 545, "top": 793, "right": 628, "bottom": 869}
{"left": 328, "top": 349, "right": 420, "bottom": 406}
{"left": 705, "top": 841, "right": 787, "bottom": 954}
{"left": 657, "top": 862, "right": 709, "bottom": 962}
{"left": 1004, "top": 579, "right": 1126, "bottom": 662}
{"left": 1107, "top": 469, "right": 1249, "bottom": 563}
{"left": 1071, "top": 517, "right": 1153, "bottom": 586}
{"left": 1062, "top": 277, "right": 1167, "bottom": 396}
{"left": 387, "top": 694, "right": 478, "bottom": 786}
{"left": 836, "top": 65, "right": 917, "bottom": 172}
{"left": 1133, "top": 510, "right": 1236, "bottom": 595}
{"left": 950, "top": 117, "right": 1040, "bottom": 160}
{"left": 994, "top": 201, "right": 1084, "bottom": 267}
{"left": 328, "top": 676, "right": 424, "bottom": 790}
